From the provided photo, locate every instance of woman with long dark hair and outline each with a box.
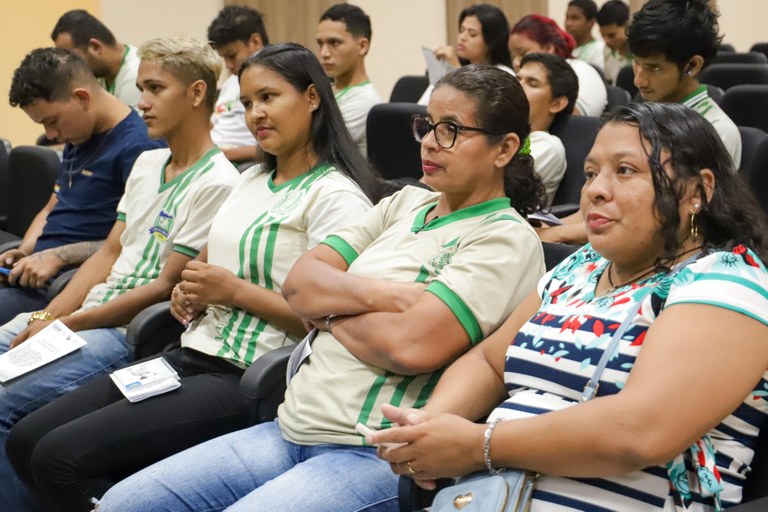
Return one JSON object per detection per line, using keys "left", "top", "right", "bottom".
{"left": 7, "top": 43, "right": 377, "bottom": 512}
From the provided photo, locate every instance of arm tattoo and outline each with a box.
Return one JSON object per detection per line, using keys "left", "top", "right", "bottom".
{"left": 52, "top": 241, "right": 105, "bottom": 266}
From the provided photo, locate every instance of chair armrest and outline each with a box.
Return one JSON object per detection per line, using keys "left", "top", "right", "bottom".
{"left": 549, "top": 203, "right": 580, "bottom": 218}
{"left": 0, "top": 238, "right": 22, "bottom": 254}
{"left": 239, "top": 344, "right": 296, "bottom": 425}
{"left": 728, "top": 496, "right": 768, "bottom": 511}
{"left": 125, "top": 301, "right": 185, "bottom": 361}
{"left": 46, "top": 268, "right": 78, "bottom": 301}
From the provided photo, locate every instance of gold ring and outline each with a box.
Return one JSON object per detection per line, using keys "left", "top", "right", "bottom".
{"left": 406, "top": 461, "right": 416, "bottom": 474}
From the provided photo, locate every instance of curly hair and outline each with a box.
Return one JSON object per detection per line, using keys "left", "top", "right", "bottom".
{"left": 435, "top": 65, "right": 546, "bottom": 216}
{"left": 9, "top": 48, "right": 96, "bottom": 108}
{"left": 603, "top": 103, "right": 768, "bottom": 262}
{"left": 627, "top": 0, "right": 721, "bottom": 69}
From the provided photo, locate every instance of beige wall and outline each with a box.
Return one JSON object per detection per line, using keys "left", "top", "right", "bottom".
{"left": 2, "top": 0, "right": 765, "bottom": 146}
{"left": 0, "top": 0, "right": 100, "bottom": 147}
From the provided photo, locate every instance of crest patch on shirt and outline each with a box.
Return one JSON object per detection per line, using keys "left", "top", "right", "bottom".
{"left": 149, "top": 210, "right": 173, "bottom": 241}
{"left": 427, "top": 238, "right": 460, "bottom": 274}
{"left": 269, "top": 189, "right": 307, "bottom": 217}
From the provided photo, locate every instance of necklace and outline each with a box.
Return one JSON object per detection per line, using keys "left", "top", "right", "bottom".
{"left": 66, "top": 125, "right": 117, "bottom": 188}
{"left": 605, "top": 261, "right": 658, "bottom": 293}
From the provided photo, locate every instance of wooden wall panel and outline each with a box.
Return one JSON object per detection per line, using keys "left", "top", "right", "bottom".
{"left": 445, "top": 0, "right": 547, "bottom": 47}
{"left": 225, "top": 0, "right": 338, "bottom": 50}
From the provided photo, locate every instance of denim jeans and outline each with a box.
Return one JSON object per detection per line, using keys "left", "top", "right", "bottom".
{"left": 97, "top": 420, "right": 399, "bottom": 512}
{"left": 0, "top": 286, "right": 49, "bottom": 327}
{"left": 0, "top": 313, "right": 128, "bottom": 511}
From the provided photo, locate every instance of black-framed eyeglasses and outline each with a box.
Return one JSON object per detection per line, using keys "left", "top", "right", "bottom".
{"left": 411, "top": 114, "right": 490, "bottom": 149}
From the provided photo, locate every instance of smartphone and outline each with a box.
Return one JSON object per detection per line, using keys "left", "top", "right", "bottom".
{"left": 355, "top": 422, "right": 407, "bottom": 448}
{"left": 0, "top": 267, "right": 10, "bottom": 276}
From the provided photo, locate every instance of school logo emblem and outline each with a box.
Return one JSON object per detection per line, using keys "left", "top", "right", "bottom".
{"left": 269, "top": 189, "right": 307, "bottom": 217}
{"left": 149, "top": 210, "right": 174, "bottom": 242}
{"left": 428, "top": 238, "right": 460, "bottom": 275}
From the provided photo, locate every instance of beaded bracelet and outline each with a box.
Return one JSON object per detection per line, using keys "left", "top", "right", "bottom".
{"left": 484, "top": 418, "right": 505, "bottom": 475}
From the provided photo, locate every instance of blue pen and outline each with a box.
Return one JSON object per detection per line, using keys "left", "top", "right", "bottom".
{"left": 0, "top": 267, "right": 10, "bottom": 276}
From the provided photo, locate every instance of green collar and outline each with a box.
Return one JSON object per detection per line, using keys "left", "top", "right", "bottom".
{"left": 107, "top": 45, "right": 131, "bottom": 94}
{"left": 410, "top": 197, "right": 511, "bottom": 233}
{"left": 159, "top": 146, "right": 220, "bottom": 191}
{"left": 334, "top": 80, "right": 371, "bottom": 101}
{"left": 267, "top": 162, "right": 332, "bottom": 192}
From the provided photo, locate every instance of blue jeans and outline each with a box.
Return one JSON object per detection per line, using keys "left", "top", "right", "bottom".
{"left": 0, "top": 313, "right": 128, "bottom": 511}
{"left": 97, "top": 420, "right": 399, "bottom": 512}
{"left": 0, "top": 286, "right": 49, "bottom": 327}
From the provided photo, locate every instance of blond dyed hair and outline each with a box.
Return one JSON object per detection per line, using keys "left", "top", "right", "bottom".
{"left": 138, "top": 35, "right": 221, "bottom": 110}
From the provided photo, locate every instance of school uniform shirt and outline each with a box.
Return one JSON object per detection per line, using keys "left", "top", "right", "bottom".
{"left": 604, "top": 48, "right": 632, "bottom": 86}
{"left": 336, "top": 81, "right": 383, "bottom": 157}
{"left": 530, "top": 130, "right": 567, "bottom": 206}
{"left": 490, "top": 244, "right": 768, "bottom": 511}
{"left": 573, "top": 39, "right": 606, "bottom": 73}
{"left": 182, "top": 163, "right": 373, "bottom": 367}
{"left": 210, "top": 74, "right": 258, "bottom": 150}
{"left": 568, "top": 58, "right": 608, "bottom": 117}
{"left": 99, "top": 44, "right": 141, "bottom": 109}
{"left": 79, "top": 147, "right": 239, "bottom": 314}
{"left": 278, "top": 186, "right": 545, "bottom": 446}
{"left": 682, "top": 85, "right": 742, "bottom": 170}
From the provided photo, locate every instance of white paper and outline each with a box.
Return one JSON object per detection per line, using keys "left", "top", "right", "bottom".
{"left": 422, "top": 47, "right": 454, "bottom": 86}
{"left": 0, "top": 320, "right": 87, "bottom": 382}
{"left": 110, "top": 356, "right": 180, "bottom": 403}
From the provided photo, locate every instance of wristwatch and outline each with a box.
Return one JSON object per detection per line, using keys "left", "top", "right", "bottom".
{"left": 27, "top": 310, "right": 55, "bottom": 325}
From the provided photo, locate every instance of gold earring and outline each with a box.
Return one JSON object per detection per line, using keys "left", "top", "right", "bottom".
{"left": 690, "top": 204, "right": 700, "bottom": 240}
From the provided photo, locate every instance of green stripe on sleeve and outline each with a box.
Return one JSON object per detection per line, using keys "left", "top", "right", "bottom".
{"left": 426, "top": 280, "right": 482, "bottom": 343}
{"left": 116, "top": 212, "right": 127, "bottom": 222}
{"left": 173, "top": 244, "right": 199, "bottom": 258}
{"left": 322, "top": 235, "right": 359, "bottom": 265}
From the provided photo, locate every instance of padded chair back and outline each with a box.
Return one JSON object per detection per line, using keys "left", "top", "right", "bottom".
{"left": 750, "top": 42, "right": 768, "bottom": 59}
{"left": 366, "top": 102, "right": 426, "bottom": 181}
{"left": 747, "top": 136, "right": 768, "bottom": 218}
{"left": 711, "top": 52, "right": 768, "bottom": 65}
{"left": 604, "top": 86, "right": 631, "bottom": 114}
{"left": 698, "top": 63, "right": 768, "bottom": 91}
{"left": 737, "top": 126, "right": 767, "bottom": 176}
{"left": 719, "top": 43, "right": 736, "bottom": 53}
{"left": 721, "top": 85, "right": 768, "bottom": 133}
{"left": 0, "top": 139, "right": 10, "bottom": 229}
{"left": 615, "top": 64, "right": 638, "bottom": 98}
{"left": 5, "top": 146, "right": 60, "bottom": 237}
{"left": 389, "top": 75, "right": 429, "bottom": 103}
{"left": 550, "top": 116, "right": 603, "bottom": 206}
{"left": 542, "top": 242, "right": 580, "bottom": 271}
{"left": 706, "top": 84, "right": 726, "bottom": 105}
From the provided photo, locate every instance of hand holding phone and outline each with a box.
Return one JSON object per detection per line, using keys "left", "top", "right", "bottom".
{"left": 355, "top": 422, "right": 407, "bottom": 449}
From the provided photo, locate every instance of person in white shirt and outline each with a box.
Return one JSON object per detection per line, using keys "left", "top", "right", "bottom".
{"left": 565, "top": 0, "right": 605, "bottom": 73}
{"left": 509, "top": 14, "right": 607, "bottom": 116}
{"left": 208, "top": 5, "right": 269, "bottom": 163}
{"left": 51, "top": 10, "right": 141, "bottom": 109}
{"left": 317, "top": 4, "right": 382, "bottom": 157}
{"left": 597, "top": 0, "right": 632, "bottom": 86}
{"left": 517, "top": 53, "right": 579, "bottom": 206}
{"left": 419, "top": 3, "right": 514, "bottom": 105}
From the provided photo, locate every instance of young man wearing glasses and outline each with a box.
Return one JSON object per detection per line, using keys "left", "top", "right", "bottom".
{"left": 317, "top": 3, "right": 382, "bottom": 157}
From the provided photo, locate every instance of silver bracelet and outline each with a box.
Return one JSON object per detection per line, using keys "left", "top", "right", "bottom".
{"left": 325, "top": 314, "right": 337, "bottom": 335}
{"left": 484, "top": 418, "right": 505, "bottom": 475}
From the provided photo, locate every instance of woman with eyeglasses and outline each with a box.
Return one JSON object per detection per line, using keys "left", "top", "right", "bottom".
{"left": 92, "top": 64, "right": 546, "bottom": 512}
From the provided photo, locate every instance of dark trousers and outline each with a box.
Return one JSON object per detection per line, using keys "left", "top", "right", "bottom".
{"left": 0, "top": 286, "right": 48, "bottom": 326}
{"left": 6, "top": 347, "right": 250, "bottom": 512}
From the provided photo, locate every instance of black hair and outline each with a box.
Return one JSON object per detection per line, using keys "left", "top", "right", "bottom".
{"left": 320, "top": 3, "right": 372, "bottom": 40}
{"left": 603, "top": 102, "right": 768, "bottom": 262}
{"left": 520, "top": 53, "right": 578, "bottom": 134}
{"left": 208, "top": 5, "right": 270, "bottom": 48}
{"left": 596, "top": 0, "right": 630, "bottom": 27}
{"left": 239, "top": 43, "right": 379, "bottom": 203}
{"left": 51, "top": 9, "right": 116, "bottom": 48}
{"left": 627, "top": 0, "right": 722, "bottom": 69}
{"left": 459, "top": 4, "right": 512, "bottom": 67}
{"left": 568, "top": 0, "right": 598, "bottom": 20}
{"left": 435, "top": 65, "right": 546, "bottom": 216}
{"left": 9, "top": 48, "right": 96, "bottom": 107}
